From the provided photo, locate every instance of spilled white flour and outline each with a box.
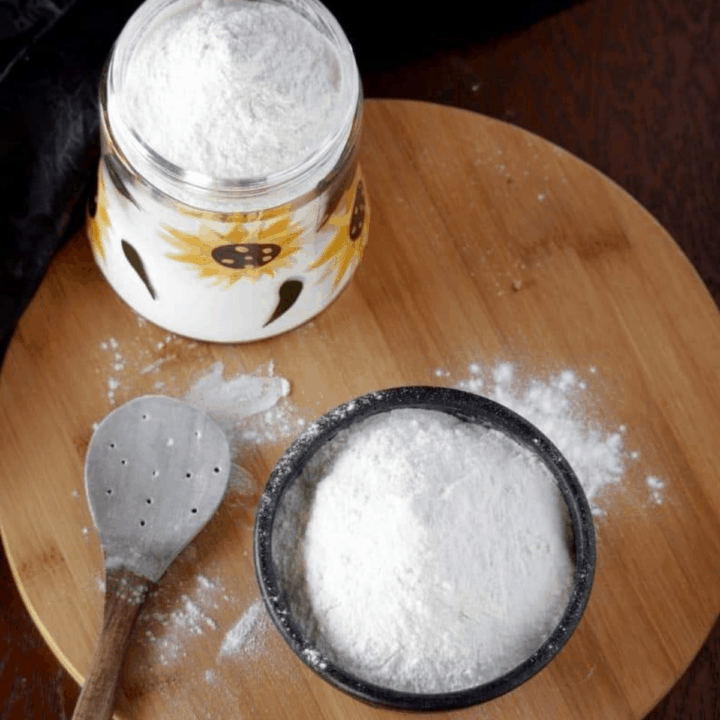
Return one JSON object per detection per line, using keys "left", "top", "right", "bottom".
{"left": 92, "top": 326, "right": 293, "bottom": 673}
{"left": 454, "top": 362, "right": 665, "bottom": 512}
{"left": 269, "top": 359, "right": 666, "bottom": 693}
{"left": 140, "top": 574, "right": 224, "bottom": 666}
{"left": 90, "top": 329, "right": 666, "bottom": 691}
{"left": 185, "top": 361, "right": 290, "bottom": 423}
{"left": 184, "top": 360, "right": 301, "bottom": 448}
{"left": 646, "top": 476, "right": 666, "bottom": 504}
{"left": 98, "top": 332, "right": 177, "bottom": 403}
{"left": 96, "top": 330, "right": 304, "bottom": 448}
{"left": 139, "top": 573, "right": 270, "bottom": 668}
{"left": 220, "top": 600, "right": 266, "bottom": 657}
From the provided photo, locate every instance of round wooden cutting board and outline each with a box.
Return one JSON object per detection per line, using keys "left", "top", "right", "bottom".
{"left": 0, "top": 100, "right": 718, "bottom": 720}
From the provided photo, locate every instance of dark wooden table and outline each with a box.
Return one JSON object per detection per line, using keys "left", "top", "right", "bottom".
{"left": 1, "top": 0, "right": 717, "bottom": 716}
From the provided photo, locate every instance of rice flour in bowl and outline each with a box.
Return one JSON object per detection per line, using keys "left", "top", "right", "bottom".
{"left": 253, "top": 386, "right": 596, "bottom": 711}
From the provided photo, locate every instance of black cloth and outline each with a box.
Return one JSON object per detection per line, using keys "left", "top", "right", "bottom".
{"left": 0, "top": 0, "right": 144, "bottom": 363}
{"left": 0, "top": 0, "right": 577, "bottom": 364}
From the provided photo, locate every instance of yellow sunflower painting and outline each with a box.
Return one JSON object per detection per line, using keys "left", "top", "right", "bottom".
{"left": 162, "top": 212, "right": 304, "bottom": 288}
{"left": 87, "top": 169, "right": 110, "bottom": 263}
{"left": 310, "top": 172, "right": 369, "bottom": 291}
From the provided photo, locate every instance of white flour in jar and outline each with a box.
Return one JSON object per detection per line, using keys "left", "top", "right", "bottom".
{"left": 121, "top": 0, "right": 344, "bottom": 178}
{"left": 273, "top": 408, "right": 575, "bottom": 693}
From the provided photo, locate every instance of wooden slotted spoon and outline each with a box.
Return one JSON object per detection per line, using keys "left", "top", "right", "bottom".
{"left": 72, "top": 395, "right": 231, "bottom": 720}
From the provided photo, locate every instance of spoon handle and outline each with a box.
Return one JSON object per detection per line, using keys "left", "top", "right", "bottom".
{"left": 72, "top": 567, "right": 151, "bottom": 720}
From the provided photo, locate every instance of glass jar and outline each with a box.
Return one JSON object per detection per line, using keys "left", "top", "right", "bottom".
{"left": 87, "top": 0, "right": 368, "bottom": 342}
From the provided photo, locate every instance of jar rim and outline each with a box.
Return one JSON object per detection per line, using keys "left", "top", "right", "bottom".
{"left": 104, "top": 0, "right": 360, "bottom": 205}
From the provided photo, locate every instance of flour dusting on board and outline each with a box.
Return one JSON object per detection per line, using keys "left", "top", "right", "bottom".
{"left": 184, "top": 360, "right": 300, "bottom": 447}
{"left": 138, "top": 573, "right": 270, "bottom": 669}
{"left": 185, "top": 361, "right": 290, "bottom": 421}
{"left": 139, "top": 574, "right": 224, "bottom": 666}
{"left": 646, "top": 476, "right": 666, "bottom": 504}
{"left": 449, "top": 361, "right": 666, "bottom": 512}
{"left": 95, "top": 329, "right": 305, "bottom": 447}
{"left": 90, "top": 322, "right": 667, "bottom": 690}
{"left": 92, "top": 324, "right": 295, "bottom": 676}
{"left": 98, "top": 332, "right": 181, "bottom": 403}
{"left": 219, "top": 600, "right": 268, "bottom": 658}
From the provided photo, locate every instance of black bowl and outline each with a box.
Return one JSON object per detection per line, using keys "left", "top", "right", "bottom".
{"left": 253, "top": 386, "right": 596, "bottom": 712}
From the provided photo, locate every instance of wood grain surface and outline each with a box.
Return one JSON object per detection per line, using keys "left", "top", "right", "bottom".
{"left": 1, "top": 0, "right": 719, "bottom": 717}
{"left": 0, "top": 99, "right": 718, "bottom": 720}
{"left": 361, "top": 3, "right": 720, "bottom": 713}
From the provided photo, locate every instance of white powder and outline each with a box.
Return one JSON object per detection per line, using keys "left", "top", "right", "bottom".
{"left": 96, "top": 329, "right": 303, "bottom": 452}
{"left": 197, "top": 574, "right": 216, "bottom": 591}
{"left": 107, "top": 377, "right": 120, "bottom": 404}
{"left": 140, "top": 357, "right": 168, "bottom": 375}
{"left": 177, "top": 596, "right": 219, "bottom": 633}
{"left": 183, "top": 361, "right": 302, "bottom": 494}
{"left": 647, "top": 475, "right": 666, "bottom": 504}
{"left": 140, "top": 576, "right": 223, "bottom": 666}
{"left": 457, "top": 362, "right": 629, "bottom": 513}
{"left": 121, "top": 1, "right": 345, "bottom": 178}
{"left": 220, "top": 600, "right": 264, "bottom": 657}
{"left": 92, "top": 331, "right": 298, "bottom": 670}
{"left": 185, "top": 361, "right": 290, "bottom": 430}
{"left": 274, "top": 408, "right": 574, "bottom": 693}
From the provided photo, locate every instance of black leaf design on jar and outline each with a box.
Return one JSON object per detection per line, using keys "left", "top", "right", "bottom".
{"left": 349, "top": 181, "right": 366, "bottom": 241}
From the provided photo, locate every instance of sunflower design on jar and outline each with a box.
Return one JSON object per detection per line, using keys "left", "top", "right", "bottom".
{"left": 162, "top": 210, "right": 304, "bottom": 288}
{"left": 310, "top": 169, "right": 369, "bottom": 291}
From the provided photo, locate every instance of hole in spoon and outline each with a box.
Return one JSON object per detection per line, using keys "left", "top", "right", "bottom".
{"left": 121, "top": 459, "right": 128, "bottom": 466}
{"left": 186, "top": 472, "right": 192, "bottom": 479}
{"left": 106, "top": 489, "right": 113, "bottom": 495}
{"left": 191, "top": 508, "right": 198, "bottom": 514}
{"left": 140, "top": 519, "right": 146, "bottom": 527}
{"left": 146, "top": 498, "right": 152, "bottom": 505}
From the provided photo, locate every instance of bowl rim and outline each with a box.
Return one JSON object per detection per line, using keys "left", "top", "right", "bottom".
{"left": 253, "top": 385, "right": 596, "bottom": 712}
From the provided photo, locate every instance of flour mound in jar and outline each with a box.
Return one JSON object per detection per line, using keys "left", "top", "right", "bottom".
{"left": 272, "top": 408, "right": 575, "bottom": 693}
{"left": 120, "top": 1, "right": 345, "bottom": 178}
